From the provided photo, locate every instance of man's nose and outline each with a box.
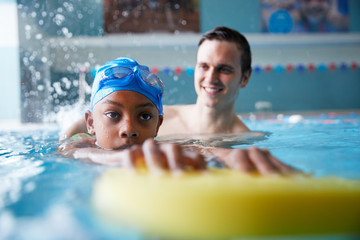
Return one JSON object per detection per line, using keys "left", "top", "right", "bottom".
{"left": 120, "top": 118, "right": 139, "bottom": 138}
{"left": 205, "top": 67, "right": 218, "bottom": 83}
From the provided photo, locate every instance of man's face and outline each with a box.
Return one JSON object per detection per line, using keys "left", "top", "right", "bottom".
{"left": 86, "top": 90, "right": 162, "bottom": 150}
{"left": 194, "top": 39, "right": 248, "bottom": 109}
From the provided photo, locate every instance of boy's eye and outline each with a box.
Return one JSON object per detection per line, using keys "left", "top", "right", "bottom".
{"left": 140, "top": 113, "right": 152, "bottom": 121}
{"left": 105, "top": 112, "right": 120, "bottom": 119}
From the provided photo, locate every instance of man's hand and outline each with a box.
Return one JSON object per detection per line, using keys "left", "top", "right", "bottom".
{"left": 207, "top": 146, "right": 302, "bottom": 176}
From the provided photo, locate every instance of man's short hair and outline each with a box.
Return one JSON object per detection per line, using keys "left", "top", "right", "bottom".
{"left": 198, "top": 26, "right": 252, "bottom": 76}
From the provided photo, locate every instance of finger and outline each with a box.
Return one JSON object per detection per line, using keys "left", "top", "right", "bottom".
{"left": 121, "top": 149, "right": 137, "bottom": 172}
{"left": 194, "top": 153, "right": 207, "bottom": 170}
{"left": 226, "top": 149, "right": 254, "bottom": 173}
{"left": 261, "top": 149, "right": 303, "bottom": 175}
{"left": 142, "top": 139, "right": 167, "bottom": 175}
{"left": 261, "top": 149, "right": 292, "bottom": 175}
{"left": 159, "top": 143, "right": 185, "bottom": 174}
{"left": 183, "top": 151, "right": 207, "bottom": 171}
{"left": 122, "top": 145, "right": 146, "bottom": 172}
{"left": 248, "top": 147, "right": 278, "bottom": 176}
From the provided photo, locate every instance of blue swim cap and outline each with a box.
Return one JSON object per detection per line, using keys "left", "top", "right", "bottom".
{"left": 90, "top": 57, "right": 163, "bottom": 115}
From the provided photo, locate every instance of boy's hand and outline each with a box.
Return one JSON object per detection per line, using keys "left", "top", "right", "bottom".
{"left": 123, "top": 139, "right": 207, "bottom": 175}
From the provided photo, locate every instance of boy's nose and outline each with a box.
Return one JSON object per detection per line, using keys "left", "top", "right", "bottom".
{"left": 121, "top": 131, "right": 138, "bottom": 138}
{"left": 120, "top": 119, "right": 139, "bottom": 138}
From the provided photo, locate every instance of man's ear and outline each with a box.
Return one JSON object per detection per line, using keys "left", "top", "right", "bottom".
{"left": 240, "top": 69, "right": 252, "bottom": 88}
{"left": 85, "top": 110, "right": 95, "bottom": 135}
{"left": 154, "top": 115, "right": 164, "bottom": 137}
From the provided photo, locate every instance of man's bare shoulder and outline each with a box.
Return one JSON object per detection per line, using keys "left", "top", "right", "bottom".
{"left": 163, "top": 104, "right": 195, "bottom": 119}
{"left": 158, "top": 104, "right": 196, "bottom": 136}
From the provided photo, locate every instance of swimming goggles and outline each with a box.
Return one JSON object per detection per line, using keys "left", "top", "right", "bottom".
{"left": 90, "top": 58, "right": 163, "bottom": 115}
{"left": 98, "top": 65, "right": 163, "bottom": 92}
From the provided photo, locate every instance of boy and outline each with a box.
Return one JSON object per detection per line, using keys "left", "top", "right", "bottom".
{"left": 57, "top": 57, "right": 206, "bottom": 172}
{"left": 58, "top": 57, "right": 298, "bottom": 176}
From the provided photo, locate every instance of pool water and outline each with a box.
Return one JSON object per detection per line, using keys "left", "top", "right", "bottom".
{"left": 242, "top": 111, "right": 360, "bottom": 179}
{"left": 0, "top": 111, "right": 359, "bottom": 239}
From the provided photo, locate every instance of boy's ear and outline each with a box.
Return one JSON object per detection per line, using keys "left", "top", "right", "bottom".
{"left": 85, "top": 110, "right": 95, "bottom": 135}
{"left": 154, "top": 115, "right": 164, "bottom": 137}
{"left": 240, "top": 69, "right": 252, "bottom": 88}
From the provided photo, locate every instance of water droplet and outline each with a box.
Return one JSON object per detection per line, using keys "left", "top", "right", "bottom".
{"left": 37, "top": 85, "right": 45, "bottom": 91}
{"left": 73, "top": 80, "right": 79, "bottom": 87}
{"left": 54, "top": 14, "right": 65, "bottom": 26}
{"left": 53, "top": 82, "right": 64, "bottom": 95}
{"left": 35, "top": 71, "right": 41, "bottom": 80}
{"left": 23, "top": 57, "right": 29, "bottom": 66}
{"left": 62, "top": 27, "right": 73, "bottom": 38}
{"left": 63, "top": 2, "right": 74, "bottom": 12}
{"left": 61, "top": 77, "right": 71, "bottom": 89}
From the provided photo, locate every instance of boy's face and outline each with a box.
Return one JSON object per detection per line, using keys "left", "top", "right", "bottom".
{"left": 194, "top": 39, "right": 250, "bottom": 109}
{"left": 85, "top": 90, "right": 163, "bottom": 150}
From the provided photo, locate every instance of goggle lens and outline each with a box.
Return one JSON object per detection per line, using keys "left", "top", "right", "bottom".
{"left": 104, "top": 67, "right": 131, "bottom": 80}
{"left": 139, "top": 66, "right": 163, "bottom": 92}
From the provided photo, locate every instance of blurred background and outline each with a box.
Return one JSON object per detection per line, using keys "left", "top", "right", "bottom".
{"left": 1, "top": 0, "right": 359, "bottom": 123}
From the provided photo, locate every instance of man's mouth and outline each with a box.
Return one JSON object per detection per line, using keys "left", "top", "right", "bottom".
{"left": 203, "top": 86, "right": 223, "bottom": 94}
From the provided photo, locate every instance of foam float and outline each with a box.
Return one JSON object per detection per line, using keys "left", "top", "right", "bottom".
{"left": 92, "top": 168, "right": 360, "bottom": 239}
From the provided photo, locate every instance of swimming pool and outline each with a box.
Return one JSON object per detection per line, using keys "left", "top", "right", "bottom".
{"left": 0, "top": 110, "right": 359, "bottom": 239}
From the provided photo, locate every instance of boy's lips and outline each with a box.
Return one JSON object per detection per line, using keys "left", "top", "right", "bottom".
{"left": 113, "top": 144, "right": 133, "bottom": 150}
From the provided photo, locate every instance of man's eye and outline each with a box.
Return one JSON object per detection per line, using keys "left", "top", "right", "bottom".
{"left": 198, "top": 64, "right": 208, "bottom": 70}
{"left": 219, "top": 67, "right": 233, "bottom": 74}
{"left": 140, "top": 113, "right": 152, "bottom": 121}
{"left": 105, "top": 112, "right": 119, "bottom": 119}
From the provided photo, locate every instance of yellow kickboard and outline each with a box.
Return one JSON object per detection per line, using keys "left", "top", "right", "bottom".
{"left": 92, "top": 168, "right": 360, "bottom": 239}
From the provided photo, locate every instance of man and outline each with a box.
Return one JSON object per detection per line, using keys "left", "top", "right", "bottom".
{"left": 158, "top": 26, "right": 251, "bottom": 136}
